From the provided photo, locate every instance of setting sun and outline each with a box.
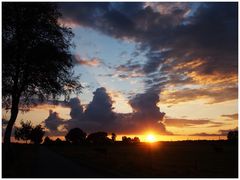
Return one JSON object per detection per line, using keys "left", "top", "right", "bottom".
{"left": 146, "top": 134, "right": 156, "bottom": 143}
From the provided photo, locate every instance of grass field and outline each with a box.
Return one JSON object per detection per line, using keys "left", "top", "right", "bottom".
{"left": 2, "top": 141, "right": 238, "bottom": 178}
{"left": 49, "top": 140, "right": 238, "bottom": 177}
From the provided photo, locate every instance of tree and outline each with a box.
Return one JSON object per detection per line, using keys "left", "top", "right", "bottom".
{"left": 3, "top": 3, "right": 81, "bottom": 144}
{"left": 133, "top": 137, "right": 140, "bottom": 144}
{"left": 30, "top": 125, "right": 45, "bottom": 144}
{"left": 227, "top": 130, "right": 238, "bottom": 142}
{"left": 65, "top": 128, "right": 86, "bottom": 144}
{"left": 122, "top": 136, "right": 132, "bottom": 144}
{"left": 14, "top": 120, "right": 33, "bottom": 144}
{"left": 43, "top": 136, "right": 53, "bottom": 145}
{"left": 111, "top": 133, "right": 116, "bottom": 142}
{"left": 14, "top": 121, "right": 45, "bottom": 144}
{"left": 86, "top": 132, "right": 111, "bottom": 145}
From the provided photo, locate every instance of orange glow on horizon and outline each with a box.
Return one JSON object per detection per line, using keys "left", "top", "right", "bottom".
{"left": 146, "top": 134, "right": 156, "bottom": 143}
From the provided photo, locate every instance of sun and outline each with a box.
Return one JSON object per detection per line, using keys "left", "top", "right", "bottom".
{"left": 146, "top": 134, "right": 156, "bottom": 143}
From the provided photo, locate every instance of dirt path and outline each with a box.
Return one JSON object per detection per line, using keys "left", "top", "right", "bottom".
{"left": 32, "top": 146, "right": 102, "bottom": 178}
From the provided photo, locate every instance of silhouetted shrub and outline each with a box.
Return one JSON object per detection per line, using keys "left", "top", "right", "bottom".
{"left": 30, "top": 125, "right": 45, "bottom": 144}
{"left": 227, "top": 130, "right": 238, "bottom": 143}
{"left": 15, "top": 121, "right": 45, "bottom": 144}
{"left": 122, "top": 136, "right": 140, "bottom": 144}
{"left": 87, "top": 132, "right": 111, "bottom": 145}
{"left": 14, "top": 121, "right": 33, "bottom": 144}
{"left": 133, "top": 137, "right": 140, "bottom": 144}
{"left": 43, "top": 136, "right": 54, "bottom": 145}
{"left": 65, "top": 128, "right": 86, "bottom": 144}
{"left": 111, "top": 133, "right": 116, "bottom": 142}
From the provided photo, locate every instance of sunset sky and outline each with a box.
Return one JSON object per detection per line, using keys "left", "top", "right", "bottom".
{"left": 3, "top": 2, "right": 238, "bottom": 141}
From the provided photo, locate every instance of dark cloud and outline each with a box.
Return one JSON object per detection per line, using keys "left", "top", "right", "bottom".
{"left": 129, "top": 91, "right": 165, "bottom": 122}
{"left": 69, "top": 97, "right": 84, "bottom": 119}
{"left": 43, "top": 110, "right": 65, "bottom": 131}
{"left": 190, "top": 132, "right": 222, "bottom": 137}
{"left": 191, "top": 127, "right": 238, "bottom": 136}
{"left": 115, "top": 60, "right": 144, "bottom": 79}
{"left": 161, "top": 86, "right": 238, "bottom": 105}
{"left": 218, "top": 127, "right": 238, "bottom": 135}
{"left": 42, "top": 87, "right": 171, "bottom": 135}
{"left": 85, "top": 87, "right": 116, "bottom": 122}
{"left": 59, "top": 2, "right": 237, "bottom": 104}
{"left": 221, "top": 113, "right": 238, "bottom": 120}
{"left": 126, "top": 90, "right": 171, "bottom": 135}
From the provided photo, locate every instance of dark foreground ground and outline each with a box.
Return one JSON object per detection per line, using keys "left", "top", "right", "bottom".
{"left": 2, "top": 140, "right": 238, "bottom": 178}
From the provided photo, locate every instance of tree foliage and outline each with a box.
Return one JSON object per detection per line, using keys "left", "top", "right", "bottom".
{"left": 14, "top": 121, "right": 45, "bottom": 144}
{"left": 111, "top": 133, "right": 116, "bottom": 142}
{"left": 15, "top": 120, "right": 32, "bottom": 143}
{"left": 30, "top": 125, "right": 45, "bottom": 144}
{"left": 227, "top": 130, "right": 238, "bottom": 142}
{"left": 65, "top": 128, "right": 87, "bottom": 144}
{"left": 3, "top": 2, "right": 81, "bottom": 144}
{"left": 87, "top": 132, "right": 111, "bottom": 144}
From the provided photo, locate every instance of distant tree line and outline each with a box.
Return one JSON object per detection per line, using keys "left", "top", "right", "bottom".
{"left": 14, "top": 121, "right": 238, "bottom": 145}
{"left": 14, "top": 123, "right": 141, "bottom": 145}
{"left": 44, "top": 128, "right": 141, "bottom": 145}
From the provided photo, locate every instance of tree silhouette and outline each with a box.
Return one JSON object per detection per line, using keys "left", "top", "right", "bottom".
{"left": 15, "top": 121, "right": 45, "bottom": 144}
{"left": 65, "top": 128, "right": 86, "bottom": 144}
{"left": 111, "top": 133, "right": 116, "bottom": 142}
{"left": 2, "top": 2, "right": 81, "bottom": 144}
{"left": 122, "top": 136, "right": 132, "bottom": 144}
{"left": 227, "top": 130, "right": 238, "bottom": 142}
{"left": 30, "top": 125, "right": 45, "bottom": 144}
{"left": 121, "top": 136, "right": 140, "bottom": 144}
{"left": 43, "top": 136, "right": 54, "bottom": 145}
{"left": 87, "top": 132, "right": 111, "bottom": 144}
{"left": 14, "top": 120, "right": 33, "bottom": 144}
{"left": 133, "top": 137, "right": 140, "bottom": 144}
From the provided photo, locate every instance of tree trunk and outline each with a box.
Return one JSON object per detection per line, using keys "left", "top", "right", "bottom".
{"left": 4, "top": 95, "right": 20, "bottom": 145}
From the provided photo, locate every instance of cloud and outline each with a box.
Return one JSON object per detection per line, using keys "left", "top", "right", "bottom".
{"left": 114, "top": 59, "right": 144, "bottom": 79}
{"left": 85, "top": 87, "right": 116, "bottom": 122}
{"left": 59, "top": 2, "right": 237, "bottom": 104}
{"left": 125, "top": 90, "right": 171, "bottom": 135}
{"left": 42, "top": 87, "right": 171, "bottom": 135}
{"left": 73, "top": 54, "right": 101, "bottom": 67}
{"left": 164, "top": 118, "right": 223, "bottom": 128}
{"left": 221, "top": 113, "right": 238, "bottom": 120}
{"left": 218, "top": 127, "right": 238, "bottom": 135}
{"left": 43, "top": 110, "right": 65, "bottom": 131}
{"left": 191, "top": 127, "right": 238, "bottom": 136}
{"left": 160, "top": 86, "right": 237, "bottom": 105}
{"left": 69, "top": 97, "right": 84, "bottom": 119}
{"left": 58, "top": 18, "right": 79, "bottom": 28}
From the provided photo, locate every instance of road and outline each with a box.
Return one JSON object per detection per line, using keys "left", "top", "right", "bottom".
{"left": 32, "top": 146, "right": 103, "bottom": 178}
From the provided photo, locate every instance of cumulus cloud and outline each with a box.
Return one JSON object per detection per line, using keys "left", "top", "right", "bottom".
{"left": 43, "top": 110, "right": 65, "bottom": 131}
{"left": 85, "top": 87, "right": 116, "bottom": 122}
{"left": 42, "top": 87, "right": 171, "bottom": 135}
{"left": 69, "top": 97, "right": 84, "bottom": 119}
